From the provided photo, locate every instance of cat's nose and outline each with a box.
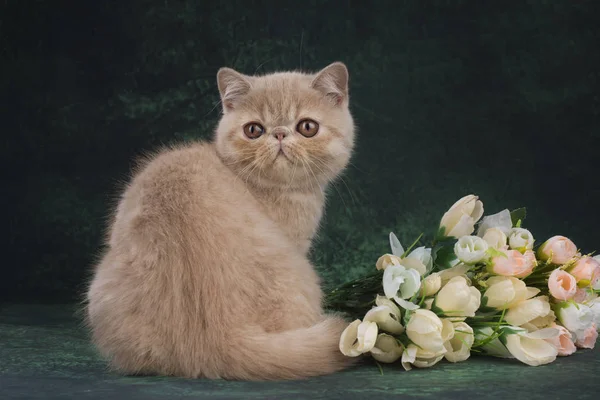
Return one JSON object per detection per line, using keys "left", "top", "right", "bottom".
{"left": 272, "top": 127, "right": 289, "bottom": 142}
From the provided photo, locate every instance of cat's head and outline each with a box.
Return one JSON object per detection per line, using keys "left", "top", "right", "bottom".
{"left": 214, "top": 62, "right": 355, "bottom": 190}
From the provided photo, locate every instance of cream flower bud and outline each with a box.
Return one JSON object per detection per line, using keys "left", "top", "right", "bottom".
{"left": 339, "top": 320, "right": 378, "bottom": 357}
{"left": 483, "top": 276, "right": 538, "bottom": 310}
{"left": 370, "top": 333, "right": 404, "bottom": 363}
{"left": 406, "top": 246, "right": 433, "bottom": 274}
{"left": 406, "top": 309, "right": 453, "bottom": 355}
{"left": 435, "top": 276, "right": 481, "bottom": 318}
{"left": 376, "top": 254, "right": 401, "bottom": 271}
{"left": 364, "top": 305, "right": 404, "bottom": 335}
{"left": 482, "top": 227, "right": 508, "bottom": 249}
{"left": 438, "top": 263, "right": 472, "bottom": 286}
{"left": 375, "top": 294, "right": 401, "bottom": 312}
{"left": 420, "top": 273, "right": 442, "bottom": 297}
{"left": 444, "top": 321, "right": 474, "bottom": 363}
{"left": 454, "top": 235, "right": 489, "bottom": 264}
{"left": 439, "top": 195, "right": 484, "bottom": 238}
{"left": 401, "top": 344, "right": 445, "bottom": 371}
{"left": 504, "top": 296, "right": 552, "bottom": 327}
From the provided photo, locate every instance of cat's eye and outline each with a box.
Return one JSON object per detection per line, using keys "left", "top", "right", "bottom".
{"left": 243, "top": 122, "right": 265, "bottom": 139}
{"left": 296, "top": 119, "right": 319, "bottom": 138}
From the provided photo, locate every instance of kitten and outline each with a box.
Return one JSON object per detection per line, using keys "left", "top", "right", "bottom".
{"left": 85, "top": 62, "right": 356, "bottom": 380}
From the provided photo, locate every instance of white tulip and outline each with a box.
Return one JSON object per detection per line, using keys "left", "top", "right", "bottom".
{"left": 508, "top": 228, "right": 535, "bottom": 251}
{"left": 435, "top": 276, "right": 481, "bottom": 318}
{"left": 438, "top": 263, "right": 472, "bottom": 286}
{"left": 483, "top": 276, "right": 538, "bottom": 310}
{"left": 454, "top": 235, "right": 490, "bottom": 264}
{"left": 420, "top": 272, "right": 442, "bottom": 297}
{"left": 475, "top": 326, "right": 559, "bottom": 366}
{"left": 370, "top": 333, "right": 404, "bottom": 363}
{"left": 364, "top": 305, "right": 404, "bottom": 334}
{"left": 586, "top": 297, "right": 600, "bottom": 327}
{"left": 556, "top": 301, "right": 595, "bottom": 338}
{"left": 476, "top": 209, "right": 513, "bottom": 236}
{"left": 406, "top": 246, "right": 433, "bottom": 273}
{"left": 383, "top": 264, "right": 421, "bottom": 310}
{"left": 389, "top": 232, "right": 404, "bottom": 257}
{"left": 439, "top": 194, "right": 484, "bottom": 238}
{"left": 504, "top": 296, "right": 552, "bottom": 327}
{"left": 401, "top": 344, "right": 445, "bottom": 371}
{"left": 339, "top": 319, "right": 378, "bottom": 357}
{"left": 399, "top": 257, "right": 428, "bottom": 276}
{"left": 406, "top": 309, "right": 454, "bottom": 355}
{"left": 444, "top": 321, "right": 474, "bottom": 363}
{"left": 528, "top": 308, "right": 557, "bottom": 329}
{"left": 504, "top": 328, "right": 559, "bottom": 366}
{"left": 482, "top": 227, "right": 508, "bottom": 249}
{"left": 375, "top": 294, "right": 402, "bottom": 313}
{"left": 378, "top": 252, "right": 428, "bottom": 275}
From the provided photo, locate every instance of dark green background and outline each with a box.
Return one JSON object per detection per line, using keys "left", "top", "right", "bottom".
{"left": 2, "top": 0, "right": 599, "bottom": 304}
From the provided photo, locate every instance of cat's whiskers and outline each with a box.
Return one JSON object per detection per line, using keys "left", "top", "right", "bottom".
{"left": 310, "top": 157, "right": 357, "bottom": 206}
{"left": 255, "top": 149, "right": 274, "bottom": 187}
{"left": 242, "top": 150, "right": 272, "bottom": 188}
{"left": 222, "top": 153, "right": 256, "bottom": 167}
{"left": 307, "top": 158, "right": 349, "bottom": 210}
{"left": 235, "top": 155, "right": 261, "bottom": 186}
{"left": 275, "top": 158, "right": 299, "bottom": 204}
{"left": 299, "top": 156, "right": 324, "bottom": 199}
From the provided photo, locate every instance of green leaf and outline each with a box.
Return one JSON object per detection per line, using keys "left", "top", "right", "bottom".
{"left": 486, "top": 247, "right": 507, "bottom": 259}
{"left": 510, "top": 208, "right": 526, "bottom": 227}
{"left": 434, "top": 226, "right": 447, "bottom": 241}
{"left": 432, "top": 242, "right": 458, "bottom": 270}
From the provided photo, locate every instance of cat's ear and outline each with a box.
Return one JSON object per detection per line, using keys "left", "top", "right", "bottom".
{"left": 310, "top": 62, "right": 349, "bottom": 106}
{"left": 217, "top": 67, "right": 252, "bottom": 113}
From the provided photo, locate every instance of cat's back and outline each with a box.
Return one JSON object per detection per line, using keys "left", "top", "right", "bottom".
{"left": 108, "top": 141, "right": 260, "bottom": 249}
{"left": 129, "top": 141, "right": 243, "bottom": 208}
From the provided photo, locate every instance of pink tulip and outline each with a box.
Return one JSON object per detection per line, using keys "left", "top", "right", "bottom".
{"left": 537, "top": 236, "right": 577, "bottom": 265}
{"left": 545, "top": 323, "right": 576, "bottom": 356}
{"left": 491, "top": 249, "right": 536, "bottom": 278}
{"left": 548, "top": 269, "right": 577, "bottom": 301}
{"left": 575, "top": 324, "right": 598, "bottom": 349}
{"left": 570, "top": 256, "right": 600, "bottom": 288}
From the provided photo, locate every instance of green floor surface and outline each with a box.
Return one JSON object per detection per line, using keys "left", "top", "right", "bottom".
{"left": 1, "top": 304, "right": 599, "bottom": 399}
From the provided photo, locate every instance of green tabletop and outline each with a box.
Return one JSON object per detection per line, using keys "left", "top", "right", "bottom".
{"left": 1, "top": 304, "right": 598, "bottom": 400}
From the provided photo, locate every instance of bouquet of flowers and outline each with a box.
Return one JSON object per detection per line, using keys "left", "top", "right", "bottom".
{"left": 326, "top": 195, "right": 600, "bottom": 370}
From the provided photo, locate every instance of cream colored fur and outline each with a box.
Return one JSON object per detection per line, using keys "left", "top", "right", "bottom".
{"left": 85, "top": 62, "right": 357, "bottom": 380}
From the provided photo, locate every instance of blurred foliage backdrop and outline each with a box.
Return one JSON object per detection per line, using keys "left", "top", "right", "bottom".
{"left": 2, "top": 0, "right": 599, "bottom": 303}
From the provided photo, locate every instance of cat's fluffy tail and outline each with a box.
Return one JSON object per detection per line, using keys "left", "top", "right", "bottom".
{"left": 222, "top": 316, "right": 357, "bottom": 381}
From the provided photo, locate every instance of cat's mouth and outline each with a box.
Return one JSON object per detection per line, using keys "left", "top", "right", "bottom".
{"left": 276, "top": 147, "right": 292, "bottom": 162}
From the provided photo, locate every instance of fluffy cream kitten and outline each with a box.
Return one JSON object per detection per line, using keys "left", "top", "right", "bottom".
{"left": 85, "top": 62, "right": 356, "bottom": 380}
